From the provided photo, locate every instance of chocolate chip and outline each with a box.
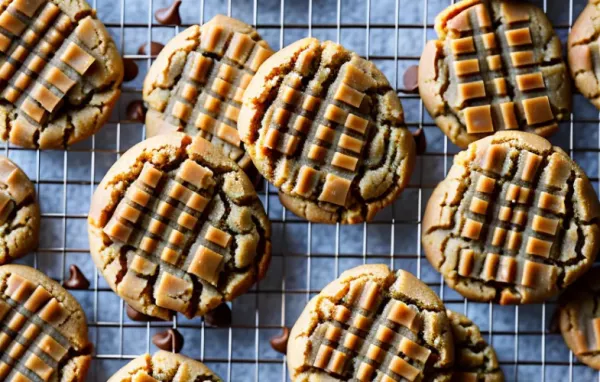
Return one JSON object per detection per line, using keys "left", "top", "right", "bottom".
{"left": 270, "top": 327, "right": 290, "bottom": 354}
{"left": 123, "top": 58, "right": 138, "bottom": 82}
{"left": 412, "top": 128, "right": 427, "bottom": 155}
{"left": 126, "top": 100, "right": 146, "bottom": 122}
{"left": 138, "top": 41, "right": 165, "bottom": 56}
{"left": 204, "top": 303, "right": 232, "bottom": 327}
{"left": 403, "top": 65, "right": 419, "bottom": 93}
{"left": 155, "top": 0, "right": 182, "bottom": 25}
{"left": 126, "top": 304, "right": 164, "bottom": 321}
{"left": 152, "top": 328, "right": 184, "bottom": 353}
{"left": 63, "top": 265, "right": 89, "bottom": 290}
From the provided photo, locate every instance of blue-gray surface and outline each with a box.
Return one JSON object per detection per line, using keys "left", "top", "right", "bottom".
{"left": 6, "top": 0, "right": 600, "bottom": 380}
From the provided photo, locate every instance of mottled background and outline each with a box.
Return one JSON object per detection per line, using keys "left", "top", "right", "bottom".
{"left": 7, "top": 0, "right": 600, "bottom": 380}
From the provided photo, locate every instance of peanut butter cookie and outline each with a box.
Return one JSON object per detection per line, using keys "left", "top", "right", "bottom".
{"left": 238, "top": 38, "right": 415, "bottom": 224}
{"left": 108, "top": 351, "right": 222, "bottom": 382}
{"left": 143, "top": 15, "right": 273, "bottom": 172}
{"left": 419, "top": 0, "right": 570, "bottom": 148}
{"left": 447, "top": 310, "right": 503, "bottom": 381}
{"left": 0, "top": 264, "right": 92, "bottom": 381}
{"left": 423, "top": 131, "right": 600, "bottom": 304}
{"left": 558, "top": 267, "right": 600, "bottom": 370}
{"left": 0, "top": 0, "right": 123, "bottom": 148}
{"left": 569, "top": 0, "right": 600, "bottom": 110}
{"left": 0, "top": 156, "right": 39, "bottom": 264}
{"left": 287, "top": 264, "right": 454, "bottom": 381}
{"left": 88, "top": 133, "right": 271, "bottom": 320}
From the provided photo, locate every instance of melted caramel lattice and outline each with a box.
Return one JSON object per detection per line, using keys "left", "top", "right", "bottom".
{"left": 422, "top": 133, "right": 598, "bottom": 304}
{"left": 308, "top": 281, "right": 433, "bottom": 381}
{"left": 101, "top": 152, "right": 266, "bottom": 318}
{"left": 264, "top": 55, "right": 377, "bottom": 207}
{"left": 0, "top": 273, "right": 77, "bottom": 381}
{"left": 156, "top": 23, "right": 273, "bottom": 168}
{"left": 441, "top": 1, "right": 562, "bottom": 136}
{"left": 0, "top": 157, "right": 34, "bottom": 226}
{"left": 572, "top": 317, "right": 600, "bottom": 356}
{"left": 452, "top": 145, "right": 562, "bottom": 291}
{"left": 0, "top": 0, "right": 104, "bottom": 146}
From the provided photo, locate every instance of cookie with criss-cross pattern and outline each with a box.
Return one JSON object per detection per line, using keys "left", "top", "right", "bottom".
{"left": 238, "top": 38, "right": 416, "bottom": 224}
{"left": 108, "top": 351, "right": 222, "bottom": 382}
{"left": 419, "top": 0, "right": 571, "bottom": 148}
{"left": 0, "top": 155, "right": 39, "bottom": 264}
{"left": 287, "top": 264, "right": 454, "bottom": 381}
{"left": 423, "top": 131, "right": 600, "bottom": 304}
{"left": 447, "top": 310, "right": 503, "bottom": 381}
{"left": 88, "top": 133, "right": 271, "bottom": 320}
{"left": 143, "top": 15, "right": 273, "bottom": 172}
{"left": 569, "top": 0, "right": 600, "bottom": 110}
{"left": 0, "top": 0, "right": 123, "bottom": 148}
{"left": 0, "top": 264, "right": 92, "bottom": 381}
{"left": 558, "top": 267, "right": 600, "bottom": 370}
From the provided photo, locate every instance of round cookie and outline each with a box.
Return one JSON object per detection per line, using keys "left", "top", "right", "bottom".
{"left": 0, "top": 156, "right": 40, "bottom": 264}
{"left": 0, "top": 264, "right": 92, "bottom": 381}
{"left": 238, "top": 37, "right": 416, "bottom": 224}
{"left": 569, "top": 0, "right": 600, "bottom": 110}
{"left": 88, "top": 133, "right": 271, "bottom": 320}
{"left": 447, "top": 310, "right": 503, "bottom": 381}
{"left": 143, "top": 14, "right": 274, "bottom": 171}
{"left": 558, "top": 267, "right": 600, "bottom": 370}
{"left": 0, "top": 0, "right": 123, "bottom": 148}
{"left": 108, "top": 351, "right": 222, "bottom": 382}
{"left": 287, "top": 264, "right": 454, "bottom": 381}
{"left": 422, "top": 131, "right": 600, "bottom": 304}
{"left": 419, "top": 0, "right": 571, "bottom": 148}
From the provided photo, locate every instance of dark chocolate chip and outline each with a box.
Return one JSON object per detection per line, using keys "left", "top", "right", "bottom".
{"left": 126, "top": 100, "right": 146, "bottom": 122}
{"left": 403, "top": 65, "right": 419, "bottom": 93}
{"left": 138, "top": 41, "right": 165, "bottom": 56}
{"left": 123, "top": 58, "right": 139, "bottom": 82}
{"left": 152, "top": 328, "right": 184, "bottom": 353}
{"left": 204, "top": 303, "right": 232, "bottom": 327}
{"left": 155, "top": 0, "right": 182, "bottom": 25}
{"left": 412, "top": 128, "right": 427, "bottom": 155}
{"left": 126, "top": 304, "right": 164, "bottom": 321}
{"left": 63, "top": 265, "right": 90, "bottom": 290}
{"left": 269, "top": 327, "right": 289, "bottom": 354}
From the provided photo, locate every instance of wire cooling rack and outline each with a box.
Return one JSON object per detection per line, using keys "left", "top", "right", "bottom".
{"left": 5, "top": 0, "right": 600, "bottom": 380}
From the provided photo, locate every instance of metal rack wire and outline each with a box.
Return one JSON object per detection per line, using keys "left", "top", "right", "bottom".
{"left": 5, "top": 0, "right": 600, "bottom": 380}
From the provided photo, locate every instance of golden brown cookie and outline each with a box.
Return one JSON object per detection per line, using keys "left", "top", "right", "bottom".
{"left": 558, "top": 267, "right": 600, "bottom": 370}
{"left": 88, "top": 133, "right": 271, "bottom": 320}
{"left": 238, "top": 37, "right": 416, "bottom": 224}
{"left": 0, "top": 156, "right": 39, "bottom": 264}
{"left": 419, "top": 0, "right": 571, "bottom": 148}
{"left": 287, "top": 264, "right": 454, "bottom": 381}
{"left": 0, "top": 264, "right": 92, "bottom": 381}
{"left": 107, "top": 351, "right": 222, "bottom": 382}
{"left": 569, "top": 0, "right": 600, "bottom": 110}
{"left": 143, "top": 15, "right": 273, "bottom": 172}
{"left": 422, "top": 131, "right": 600, "bottom": 304}
{"left": 0, "top": 0, "right": 123, "bottom": 148}
{"left": 447, "top": 310, "right": 503, "bottom": 381}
